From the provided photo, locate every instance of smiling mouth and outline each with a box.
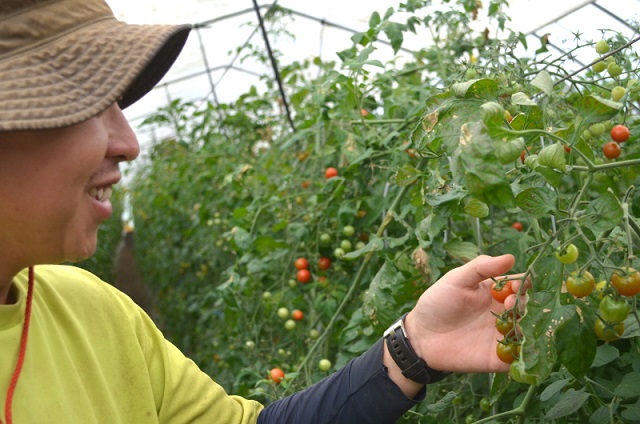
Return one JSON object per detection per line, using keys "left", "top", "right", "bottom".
{"left": 89, "top": 186, "right": 113, "bottom": 203}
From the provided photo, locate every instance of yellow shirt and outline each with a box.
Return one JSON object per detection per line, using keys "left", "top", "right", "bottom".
{"left": 0, "top": 265, "right": 263, "bottom": 423}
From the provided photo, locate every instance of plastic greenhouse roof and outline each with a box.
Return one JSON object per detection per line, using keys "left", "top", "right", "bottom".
{"left": 106, "top": 0, "right": 640, "bottom": 145}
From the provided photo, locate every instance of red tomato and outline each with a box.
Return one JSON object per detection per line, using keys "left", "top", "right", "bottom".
{"left": 269, "top": 367, "right": 285, "bottom": 384}
{"left": 610, "top": 124, "right": 630, "bottom": 143}
{"left": 292, "top": 309, "right": 304, "bottom": 321}
{"left": 301, "top": 180, "right": 310, "bottom": 189}
{"left": 317, "top": 257, "right": 331, "bottom": 270}
{"left": 294, "top": 257, "right": 309, "bottom": 270}
{"left": 297, "top": 269, "right": 312, "bottom": 284}
{"left": 611, "top": 267, "right": 640, "bottom": 297}
{"left": 603, "top": 141, "right": 621, "bottom": 159}
{"left": 511, "top": 221, "right": 524, "bottom": 232}
{"left": 491, "top": 279, "right": 514, "bottom": 303}
{"left": 325, "top": 167, "right": 339, "bottom": 180}
{"left": 496, "top": 341, "right": 520, "bottom": 364}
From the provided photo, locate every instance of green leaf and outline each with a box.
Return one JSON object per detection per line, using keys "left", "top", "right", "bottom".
{"left": 362, "top": 261, "right": 404, "bottom": 326}
{"left": 515, "top": 187, "right": 557, "bottom": 218}
{"left": 232, "top": 226, "right": 253, "bottom": 251}
{"left": 592, "top": 344, "right": 619, "bottom": 368}
{"left": 395, "top": 165, "right": 421, "bottom": 187}
{"left": 495, "top": 137, "right": 525, "bottom": 164}
{"left": 512, "top": 92, "right": 537, "bottom": 106}
{"left": 544, "top": 389, "right": 591, "bottom": 420}
{"left": 540, "top": 379, "right": 570, "bottom": 401}
{"left": 451, "top": 78, "right": 499, "bottom": 99}
{"left": 531, "top": 70, "right": 554, "bottom": 96}
{"left": 614, "top": 372, "right": 640, "bottom": 398}
{"left": 369, "top": 11, "right": 381, "bottom": 28}
{"left": 444, "top": 240, "right": 479, "bottom": 261}
{"left": 537, "top": 166, "right": 564, "bottom": 187}
{"left": 451, "top": 122, "right": 516, "bottom": 207}
{"left": 585, "top": 191, "right": 623, "bottom": 233}
{"left": 575, "top": 95, "right": 622, "bottom": 124}
{"left": 538, "top": 143, "right": 567, "bottom": 171}
{"left": 464, "top": 198, "right": 489, "bottom": 218}
{"left": 555, "top": 313, "right": 597, "bottom": 378}
{"left": 426, "top": 391, "right": 457, "bottom": 413}
{"left": 383, "top": 22, "right": 405, "bottom": 54}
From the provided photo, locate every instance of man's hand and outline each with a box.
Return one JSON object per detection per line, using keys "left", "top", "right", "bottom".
{"left": 404, "top": 254, "right": 529, "bottom": 374}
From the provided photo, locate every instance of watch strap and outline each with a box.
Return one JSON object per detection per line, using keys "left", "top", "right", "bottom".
{"left": 384, "top": 313, "right": 450, "bottom": 385}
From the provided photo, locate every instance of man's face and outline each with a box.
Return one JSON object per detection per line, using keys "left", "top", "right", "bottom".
{"left": 0, "top": 104, "right": 139, "bottom": 269}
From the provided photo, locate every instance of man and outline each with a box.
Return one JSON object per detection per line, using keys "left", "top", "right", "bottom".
{"left": 0, "top": 1, "right": 527, "bottom": 422}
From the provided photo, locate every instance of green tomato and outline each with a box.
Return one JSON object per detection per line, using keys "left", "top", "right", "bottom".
{"left": 599, "top": 296, "right": 630, "bottom": 324}
{"left": 479, "top": 397, "right": 491, "bottom": 412}
{"left": 262, "top": 291, "right": 272, "bottom": 300}
{"left": 284, "top": 319, "right": 296, "bottom": 330}
{"left": 555, "top": 243, "right": 579, "bottom": 264}
{"left": 589, "top": 123, "right": 605, "bottom": 137}
{"left": 318, "top": 359, "right": 332, "bottom": 371}
{"left": 277, "top": 307, "right": 289, "bottom": 320}
{"left": 340, "top": 239, "right": 353, "bottom": 252}
{"left": 342, "top": 225, "right": 355, "bottom": 237}
{"left": 611, "top": 86, "right": 626, "bottom": 102}
{"left": 245, "top": 340, "right": 256, "bottom": 349}
{"left": 309, "top": 329, "right": 320, "bottom": 339}
{"left": 592, "top": 60, "right": 606, "bottom": 73}
{"left": 319, "top": 233, "right": 332, "bottom": 245}
{"left": 595, "top": 40, "right": 610, "bottom": 54}
{"left": 607, "top": 63, "right": 623, "bottom": 77}
{"left": 333, "top": 247, "right": 345, "bottom": 259}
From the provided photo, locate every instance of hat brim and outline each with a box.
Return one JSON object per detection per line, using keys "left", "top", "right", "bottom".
{"left": 0, "top": 19, "right": 191, "bottom": 131}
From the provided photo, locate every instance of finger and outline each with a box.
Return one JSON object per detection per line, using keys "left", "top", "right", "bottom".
{"left": 445, "top": 254, "right": 515, "bottom": 289}
{"left": 510, "top": 274, "right": 532, "bottom": 294}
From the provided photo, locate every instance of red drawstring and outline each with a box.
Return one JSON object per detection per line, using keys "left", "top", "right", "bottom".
{"left": 1, "top": 266, "right": 35, "bottom": 424}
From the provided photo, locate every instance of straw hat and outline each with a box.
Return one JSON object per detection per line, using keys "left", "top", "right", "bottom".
{"left": 0, "top": 0, "right": 191, "bottom": 131}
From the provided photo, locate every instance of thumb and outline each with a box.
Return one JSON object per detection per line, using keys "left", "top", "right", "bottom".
{"left": 445, "top": 254, "right": 515, "bottom": 288}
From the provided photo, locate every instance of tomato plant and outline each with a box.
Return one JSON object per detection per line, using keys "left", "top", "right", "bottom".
{"left": 126, "top": 1, "right": 640, "bottom": 421}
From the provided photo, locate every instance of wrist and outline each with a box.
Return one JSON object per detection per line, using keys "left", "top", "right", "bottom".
{"left": 383, "top": 312, "right": 450, "bottom": 385}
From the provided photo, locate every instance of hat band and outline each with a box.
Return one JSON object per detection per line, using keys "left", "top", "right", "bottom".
{"left": 0, "top": 0, "right": 113, "bottom": 61}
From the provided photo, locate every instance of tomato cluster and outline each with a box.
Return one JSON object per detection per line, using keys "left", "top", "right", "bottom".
{"left": 602, "top": 124, "right": 630, "bottom": 159}
{"left": 491, "top": 280, "right": 522, "bottom": 364}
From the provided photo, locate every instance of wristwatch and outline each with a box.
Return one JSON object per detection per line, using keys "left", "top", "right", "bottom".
{"left": 383, "top": 313, "right": 450, "bottom": 385}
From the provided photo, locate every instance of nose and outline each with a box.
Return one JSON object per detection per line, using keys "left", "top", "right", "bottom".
{"left": 104, "top": 103, "right": 140, "bottom": 162}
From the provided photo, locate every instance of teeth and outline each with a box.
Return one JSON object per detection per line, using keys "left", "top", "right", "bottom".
{"left": 90, "top": 186, "right": 112, "bottom": 202}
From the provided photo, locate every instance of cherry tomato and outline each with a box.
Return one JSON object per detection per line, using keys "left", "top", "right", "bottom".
{"left": 599, "top": 296, "right": 630, "bottom": 324}
{"left": 496, "top": 341, "right": 520, "bottom": 364}
{"left": 269, "top": 367, "right": 285, "bottom": 384}
{"left": 301, "top": 180, "right": 310, "bottom": 189}
{"left": 297, "top": 269, "right": 312, "bottom": 284}
{"left": 495, "top": 314, "right": 515, "bottom": 336}
{"left": 603, "top": 141, "right": 621, "bottom": 159}
{"left": 511, "top": 221, "right": 524, "bottom": 232}
{"left": 317, "top": 257, "right": 331, "bottom": 270}
{"left": 491, "top": 279, "right": 514, "bottom": 303}
{"left": 325, "top": 167, "right": 339, "bottom": 180}
{"left": 611, "top": 267, "right": 640, "bottom": 297}
{"left": 555, "top": 243, "right": 579, "bottom": 264}
{"left": 479, "top": 397, "right": 491, "bottom": 412}
{"left": 565, "top": 270, "right": 595, "bottom": 298}
{"left": 610, "top": 124, "right": 630, "bottom": 142}
{"left": 291, "top": 309, "right": 304, "bottom": 321}
{"left": 294, "top": 257, "right": 309, "bottom": 270}
{"left": 318, "top": 358, "right": 332, "bottom": 371}
{"left": 594, "top": 318, "right": 624, "bottom": 342}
